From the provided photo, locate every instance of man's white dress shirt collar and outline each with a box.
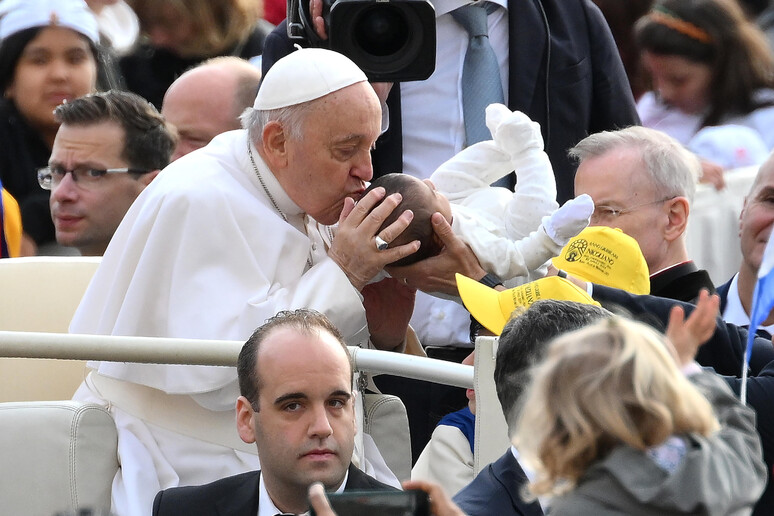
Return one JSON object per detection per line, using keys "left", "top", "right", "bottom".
{"left": 723, "top": 273, "right": 774, "bottom": 334}
{"left": 257, "top": 469, "right": 349, "bottom": 516}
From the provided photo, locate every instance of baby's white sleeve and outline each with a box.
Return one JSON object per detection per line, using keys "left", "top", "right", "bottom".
{"left": 430, "top": 141, "right": 514, "bottom": 203}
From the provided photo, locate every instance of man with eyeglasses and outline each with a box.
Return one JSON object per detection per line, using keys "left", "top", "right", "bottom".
{"left": 570, "top": 125, "right": 715, "bottom": 302}
{"left": 42, "top": 90, "right": 175, "bottom": 256}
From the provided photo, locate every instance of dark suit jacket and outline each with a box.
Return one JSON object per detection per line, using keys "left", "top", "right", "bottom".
{"left": 453, "top": 450, "right": 543, "bottom": 516}
{"left": 722, "top": 361, "right": 774, "bottom": 515}
{"left": 717, "top": 277, "right": 732, "bottom": 314}
{"left": 649, "top": 261, "right": 716, "bottom": 303}
{"left": 152, "top": 464, "right": 394, "bottom": 516}
{"left": 261, "top": 0, "right": 640, "bottom": 203}
{"left": 592, "top": 284, "right": 774, "bottom": 377}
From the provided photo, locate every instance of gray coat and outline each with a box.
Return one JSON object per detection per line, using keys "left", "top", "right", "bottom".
{"left": 549, "top": 372, "right": 766, "bottom": 516}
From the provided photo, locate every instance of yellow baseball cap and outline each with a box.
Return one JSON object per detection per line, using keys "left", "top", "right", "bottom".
{"left": 552, "top": 226, "right": 650, "bottom": 295}
{"left": 456, "top": 274, "right": 601, "bottom": 336}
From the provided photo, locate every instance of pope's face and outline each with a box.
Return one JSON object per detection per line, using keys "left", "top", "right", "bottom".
{"left": 279, "top": 82, "right": 382, "bottom": 225}
{"left": 238, "top": 327, "right": 356, "bottom": 504}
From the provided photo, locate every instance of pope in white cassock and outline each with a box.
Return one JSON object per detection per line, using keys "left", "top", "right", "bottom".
{"left": 70, "top": 48, "right": 420, "bottom": 516}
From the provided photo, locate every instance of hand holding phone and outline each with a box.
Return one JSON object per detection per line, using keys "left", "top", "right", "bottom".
{"left": 308, "top": 480, "right": 467, "bottom": 516}
{"left": 308, "top": 487, "right": 429, "bottom": 516}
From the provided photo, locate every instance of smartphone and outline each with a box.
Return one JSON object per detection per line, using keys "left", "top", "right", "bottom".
{"left": 309, "top": 489, "right": 430, "bottom": 516}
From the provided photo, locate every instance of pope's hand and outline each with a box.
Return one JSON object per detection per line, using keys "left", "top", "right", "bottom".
{"left": 329, "top": 187, "right": 420, "bottom": 291}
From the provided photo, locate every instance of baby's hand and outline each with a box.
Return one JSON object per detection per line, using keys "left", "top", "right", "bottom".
{"left": 542, "top": 194, "right": 593, "bottom": 246}
{"left": 485, "top": 104, "right": 544, "bottom": 158}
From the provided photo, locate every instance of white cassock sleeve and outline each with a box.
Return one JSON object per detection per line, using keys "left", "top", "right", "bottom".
{"left": 70, "top": 132, "right": 368, "bottom": 407}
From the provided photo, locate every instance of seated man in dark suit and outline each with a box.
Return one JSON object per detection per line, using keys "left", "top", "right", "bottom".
{"left": 153, "top": 309, "right": 393, "bottom": 515}
{"left": 453, "top": 300, "right": 611, "bottom": 516}
{"left": 716, "top": 153, "right": 774, "bottom": 338}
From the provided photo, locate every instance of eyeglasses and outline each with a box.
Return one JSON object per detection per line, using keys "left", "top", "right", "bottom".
{"left": 37, "top": 166, "right": 152, "bottom": 190}
{"left": 591, "top": 196, "right": 676, "bottom": 224}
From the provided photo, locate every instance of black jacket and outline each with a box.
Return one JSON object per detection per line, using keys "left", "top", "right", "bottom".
{"left": 120, "top": 25, "right": 269, "bottom": 109}
{"left": 592, "top": 284, "right": 774, "bottom": 377}
{"left": 0, "top": 99, "right": 53, "bottom": 246}
{"left": 649, "top": 260, "right": 716, "bottom": 303}
{"left": 717, "top": 277, "right": 732, "bottom": 313}
{"left": 722, "top": 362, "right": 774, "bottom": 515}
{"left": 712, "top": 277, "right": 770, "bottom": 340}
{"left": 152, "top": 464, "right": 394, "bottom": 516}
{"left": 261, "top": 0, "right": 640, "bottom": 202}
{"left": 453, "top": 450, "right": 543, "bottom": 516}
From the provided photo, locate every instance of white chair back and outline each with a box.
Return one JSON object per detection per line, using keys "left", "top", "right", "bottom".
{"left": 0, "top": 401, "right": 118, "bottom": 515}
{"left": 0, "top": 256, "right": 100, "bottom": 401}
{"left": 473, "top": 336, "right": 510, "bottom": 474}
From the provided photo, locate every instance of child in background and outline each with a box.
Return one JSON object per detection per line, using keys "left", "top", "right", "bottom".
{"left": 514, "top": 316, "right": 766, "bottom": 515}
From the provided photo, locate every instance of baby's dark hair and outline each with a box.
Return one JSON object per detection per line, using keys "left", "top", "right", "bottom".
{"left": 365, "top": 173, "right": 444, "bottom": 266}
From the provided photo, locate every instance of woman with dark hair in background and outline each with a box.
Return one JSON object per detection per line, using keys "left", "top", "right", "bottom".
{"left": 0, "top": 0, "right": 102, "bottom": 254}
{"left": 635, "top": 0, "right": 774, "bottom": 153}
{"left": 120, "top": 0, "right": 270, "bottom": 109}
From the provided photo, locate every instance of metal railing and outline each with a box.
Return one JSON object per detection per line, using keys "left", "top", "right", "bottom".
{"left": 0, "top": 331, "right": 473, "bottom": 388}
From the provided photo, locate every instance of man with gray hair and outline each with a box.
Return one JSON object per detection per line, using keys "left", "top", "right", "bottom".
{"left": 71, "top": 48, "right": 415, "bottom": 515}
{"left": 453, "top": 300, "right": 611, "bottom": 515}
{"left": 571, "top": 126, "right": 715, "bottom": 302}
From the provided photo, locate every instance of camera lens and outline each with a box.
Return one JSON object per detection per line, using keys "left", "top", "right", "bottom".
{"left": 353, "top": 5, "right": 409, "bottom": 56}
{"left": 327, "top": 0, "right": 436, "bottom": 81}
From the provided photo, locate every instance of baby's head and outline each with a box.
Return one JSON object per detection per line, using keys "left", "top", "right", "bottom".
{"left": 365, "top": 173, "right": 452, "bottom": 266}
